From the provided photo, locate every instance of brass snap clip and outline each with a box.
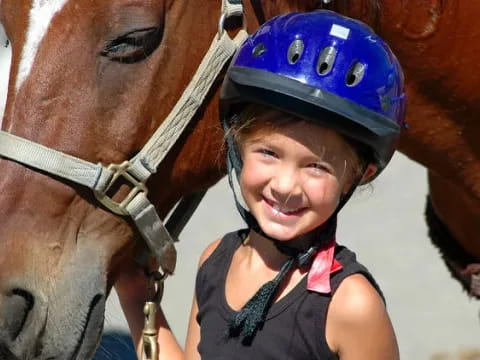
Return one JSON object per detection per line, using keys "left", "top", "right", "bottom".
{"left": 141, "top": 271, "right": 167, "bottom": 360}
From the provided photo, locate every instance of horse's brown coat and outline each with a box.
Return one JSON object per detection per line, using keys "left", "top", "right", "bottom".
{"left": 328, "top": 0, "right": 480, "bottom": 287}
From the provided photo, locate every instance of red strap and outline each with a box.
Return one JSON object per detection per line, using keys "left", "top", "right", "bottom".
{"left": 307, "top": 240, "right": 342, "bottom": 293}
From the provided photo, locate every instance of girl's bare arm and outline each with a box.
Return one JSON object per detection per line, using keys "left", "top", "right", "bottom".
{"left": 326, "top": 274, "right": 399, "bottom": 360}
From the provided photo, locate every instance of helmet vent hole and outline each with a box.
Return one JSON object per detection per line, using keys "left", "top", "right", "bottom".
{"left": 317, "top": 46, "right": 337, "bottom": 75}
{"left": 287, "top": 39, "right": 304, "bottom": 64}
{"left": 346, "top": 62, "right": 366, "bottom": 86}
{"left": 252, "top": 43, "right": 266, "bottom": 57}
{"left": 318, "top": 62, "right": 329, "bottom": 74}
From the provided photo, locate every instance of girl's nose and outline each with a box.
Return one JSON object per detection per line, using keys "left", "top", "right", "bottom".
{"left": 270, "top": 168, "right": 302, "bottom": 202}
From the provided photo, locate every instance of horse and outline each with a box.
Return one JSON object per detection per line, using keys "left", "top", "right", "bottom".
{"left": 0, "top": 0, "right": 479, "bottom": 359}
{"left": 324, "top": 0, "right": 480, "bottom": 297}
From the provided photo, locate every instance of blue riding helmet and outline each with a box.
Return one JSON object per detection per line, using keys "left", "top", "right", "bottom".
{"left": 221, "top": 10, "right": 406, "bottom": 174}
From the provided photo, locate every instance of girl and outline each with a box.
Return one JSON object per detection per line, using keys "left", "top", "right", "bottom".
{"left": 117, "top": 9, "right": 406, "bottom": 360}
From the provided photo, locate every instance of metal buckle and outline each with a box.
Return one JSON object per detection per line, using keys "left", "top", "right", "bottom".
{"left": 94, "top": 160, "right": 148, "bottom": 216}
{"left": 218, "top": 0, "right": 246, "bottom": 39}
{"left": 218, "top": 13, "right": 227, "bottom": 39}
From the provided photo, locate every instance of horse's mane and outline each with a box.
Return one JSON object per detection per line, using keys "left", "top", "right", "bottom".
{"left": 286, "top": 0, "right": 382, "bottom": 12}
{"left": 259, "top": 0, "right": 381, "bottom": 26}
{"left": 319, "top": 0, "right": 382, "bottom": 31}
{"left": 258, "top": 0, "right": 318, "bottom": 19}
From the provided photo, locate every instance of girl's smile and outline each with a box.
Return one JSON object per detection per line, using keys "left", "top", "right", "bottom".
{"left": 239, "top": 120, "right": 357, "bottom": 242}
{"left": 263, "top": 196, "right": 306, "bottom": 217}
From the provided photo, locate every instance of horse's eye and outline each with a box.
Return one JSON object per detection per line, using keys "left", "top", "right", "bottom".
{"left": 101, "top": 27, "right": 162, "bottom": 64}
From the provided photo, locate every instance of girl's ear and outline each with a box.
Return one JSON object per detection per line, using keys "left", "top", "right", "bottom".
{"left": 359, "top": 163, "right": 378, "bottom": 185}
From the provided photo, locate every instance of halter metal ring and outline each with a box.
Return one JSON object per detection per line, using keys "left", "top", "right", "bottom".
{"left": 217, "top": 3, "right": 246, "bottom": 40}
{"left": 218, "top": 13, "right": 227, "bottom": 39}
{"left": 94, "top": 160, "right": 148, "bottom": 216}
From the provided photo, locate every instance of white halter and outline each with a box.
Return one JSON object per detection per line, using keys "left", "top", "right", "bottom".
{"left": 0, "top": 0, "right": 248, "bottom": 275}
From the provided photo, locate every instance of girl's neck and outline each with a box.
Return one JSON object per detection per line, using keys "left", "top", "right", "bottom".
{"left": 243, "top": 229, "right": 317, "bottom": 270}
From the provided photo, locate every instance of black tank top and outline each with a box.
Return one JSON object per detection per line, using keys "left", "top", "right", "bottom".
{"left": 195, "top": 230, "right": 383, "bottom": 360}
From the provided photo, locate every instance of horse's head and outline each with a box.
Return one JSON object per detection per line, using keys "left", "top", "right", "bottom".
{"left": 0, "top": 0, "right": 319, "bottom": 358}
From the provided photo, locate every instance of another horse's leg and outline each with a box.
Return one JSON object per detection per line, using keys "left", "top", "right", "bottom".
{"left": 426, "top": 171, "right": 480, "bottom": 298}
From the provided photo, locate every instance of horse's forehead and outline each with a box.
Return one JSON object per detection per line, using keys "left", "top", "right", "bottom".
{"left": 15, "top": 0, "right": 72, "bottom": 92}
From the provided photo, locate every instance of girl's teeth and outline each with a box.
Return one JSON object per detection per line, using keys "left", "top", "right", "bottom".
{"left": 273, "top": 204, "right": 299, "bottom": 214}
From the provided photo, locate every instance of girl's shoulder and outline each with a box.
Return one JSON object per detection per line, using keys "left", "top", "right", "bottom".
{"left": 326, "top": 273, "right": 399, "bottom": 359}
{"left": 330, "top": 273, "right": 386, "bottom": 323}
{"left": 197, "top": 229, "right": 247, "bottom": 268}
{"left": 195, "top": 230, "right": 246, "bottom": 306}
{"left": 329, "top": 245, "right": 387, "bottom": 326}
{"left": 198, "top": 238, "right": 222, "bottom": 267}
{"left": 332, "top": 245, "right": 384, "bottom": 300}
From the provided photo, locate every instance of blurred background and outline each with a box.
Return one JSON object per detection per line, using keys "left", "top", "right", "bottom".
{"left": 1, "top": 26, "right": 478, "bottom": 360}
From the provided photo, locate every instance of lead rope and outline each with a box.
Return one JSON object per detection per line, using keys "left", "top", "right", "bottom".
{"left": 141, "top": 271, "right": 167, "bottom": 360}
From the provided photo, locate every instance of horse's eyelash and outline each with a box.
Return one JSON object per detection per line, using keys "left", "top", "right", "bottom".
{"left": 104, "top": 27, "right": 158, "bottom": 50}
{"left": 100, "top": 27, "right": 163, "bottom": 63}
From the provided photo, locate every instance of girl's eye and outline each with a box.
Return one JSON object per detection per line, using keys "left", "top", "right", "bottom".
{"left": 259, "top": 149, "right": 277, "bottom": 158}
{"left": 308, "top": 163, "right": 332, "bottom": 174}
{"left": 101, "top": 27, "right": 163, "bottom": 64}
